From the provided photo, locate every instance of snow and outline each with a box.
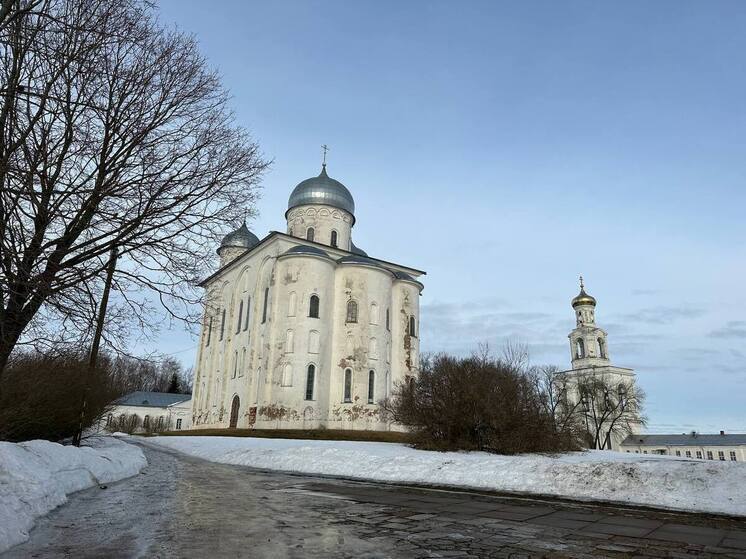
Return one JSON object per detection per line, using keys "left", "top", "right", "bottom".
{"left": 0, "top": 436, "right": 146, "bottom": 553}
{"left": 148, "top": 436, "right": 746, "bottom": 517}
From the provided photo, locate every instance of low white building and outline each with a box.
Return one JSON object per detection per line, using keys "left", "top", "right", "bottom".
{"left": 620, "top": 433, "right": 746, "bottom": 462}
{"left": 104, "top": 391, "right": 192, "bottom": 433}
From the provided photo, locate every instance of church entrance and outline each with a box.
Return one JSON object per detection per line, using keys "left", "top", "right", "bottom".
{"left": 229, "top": 395, "right": 240, "bottom": 428}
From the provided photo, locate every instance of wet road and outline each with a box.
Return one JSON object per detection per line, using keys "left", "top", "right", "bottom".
{"left": 5, "top": 441, "right": 746, "bottom": 558}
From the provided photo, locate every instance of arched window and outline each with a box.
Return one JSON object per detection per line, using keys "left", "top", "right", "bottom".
{"left": 309, "top": 294, "right": 320, "bottom": 318}
{"left": 243, "top": 297, "right": 251, "bottom": 330}
{"left": 288, "top": 292, "right": 297, "bottom": 317}
{"left": 343, "top": 369, "right": 353, "bottom": 402}
{"left": 308, "top": 330, "right": 320, "bottom": 354}
{"left": 346, "top": 300, "right": 358, "bottom": 323}
{"left": 330, "top": 230, "right": 338, "bottom": 247}
{"left": 143, "top": 415, "right": 150, "bottom": 429}
{"left": 282, "top": 363, "right": 293, "bottom": 387}
{"left": 236, "top": 300, "right": 243, "bottom": 333}
{"left": 408, "top": 316, "right": 416, "bottom": 337}
{"left": 597, "top": 337, "right": 605, "bottom": 358}
{"left": 575, "top": 338, "right": 585, "bottom": 359}
{"left": 261, "top": 287, "right": 269, "bottom": 323}
{"left": 386, "top": 308, "right": 390, "bottom": 331}
{"left": 369, "top": 337, "right": 378, "bottom": 359}
{"left": 306, "top": 227, "right": 315, "bottom": 242}
{"left": 286, "top": 329, "right": 294, "bottom": 353}
{"left": 368, "top": 370, "right": 375, "bottom": 403}
{"left": 305, "top": 364, "right": 315, "bottom": 400}
{"left": 370, "top": 303, "right": 379, "bottom": 325}
{"left": 618, "top": 384, "right": 627, "bottom": 405}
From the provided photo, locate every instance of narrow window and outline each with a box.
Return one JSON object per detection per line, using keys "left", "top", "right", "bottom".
{"left": 344, "top": 369, "right": 352, "bottom": 402}
{"left": 408, "top": 316, "right": 416, "bottom": 337}
{"left": 370, "top": 303, "right": 379, "bottom": 325}
{"left": 288, "top": 292, "right": 297, "bottom": 316}
{"left": 597, "top": 337, "right": 605, "bottom": 358}
{"left": 240, "top": 348, "right": 246, "bottom": 377}
{"left": 306, "top": 227, "right": 315, "bottom": 242}
{"left": 346, "top": 300, "right": 358, "bottom": 323}
{"left": 236, "top": 300, "right": 243, "bottom": 333}
{"left": 305, "top": 364, "right": 315, "bottom": 400}
{"left": 575, "top": 338, "right": 585, "bottom": 359}
{"left": 707, "top": 451, "right": 713, "bottom": 460}
{"left": 718, "top": 451, "right": 725, "bottom": 461}
{"left": 232, "top": 351, "right": 238, "bottom": 378}
{"left": 367, "top": 370, "right": 375, "bottom": 403}
{"left": 286, "top": 329, "right": 294, "bottom": 353}
{"left": 261, "top": 287, "right": 269, "bottom": 323}
{"left": 386, "top": 308, "right": 390, "bottom": 331}
{"left": 219, "top": 308, "right": 226, "bottom": 340}
{"left": 308, "top": 330, "right": 320, "bottom": 354}
{"left": 243, "top": 297, "right": 251, "bottom": 330}
{"left": 176, "top": 419, "right": 182, "bottom": 430}
{"left": 686, "top": 450, "right": 691, "bottom": 457}
{"left": 696, "top": 450, "right": 702, "bottom": 459}
{"left": 675, "top": 450, "right": 681, "bottom": 457}
{"left": 143, "top": 415, "right": 150, "bottom": 429}
{"left": 282, "top": 363, "right": 293, "bottom": 386}
{"left": 330, "top": 230, "right": 338, "bottom": 247}
{"left": 385, "top": 370, "right": 390, "bottom": 398}
{"left": 309, "top": 294, "right": 320, "bottom": 318}
{"left": 206, "top": 317, "right": 213, "bottom": 346}
{"left": 731, "top": 451, "right": 737, "bottom": 461}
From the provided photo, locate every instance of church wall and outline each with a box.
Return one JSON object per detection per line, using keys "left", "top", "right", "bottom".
{"left": 391, "top": 279, "right": 421, "bottom": 385}
{"left": 254, "top": 253, "right": 337, "bottom": 429}
{"left": 287, "top": 204, "right": 353, "bottom": 251}
{"left": 328, "top": 264, "right": 393, "bottom": 430}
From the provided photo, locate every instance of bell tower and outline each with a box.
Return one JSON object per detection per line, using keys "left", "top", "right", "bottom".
{"left": 569, "top": 276, "right": 610, "bottom": 369}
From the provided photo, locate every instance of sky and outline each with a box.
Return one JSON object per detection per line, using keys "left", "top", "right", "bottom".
{"left": 149, "top": 0, "right": 746, "bottom": 434}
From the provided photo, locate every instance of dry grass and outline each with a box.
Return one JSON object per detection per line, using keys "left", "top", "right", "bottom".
{"left": 158, "top": 428, "right": 413, "bottom": 444}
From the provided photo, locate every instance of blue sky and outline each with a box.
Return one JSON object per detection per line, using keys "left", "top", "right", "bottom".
{"left": 151, "top": 0, "right": 746, "bottom": 433}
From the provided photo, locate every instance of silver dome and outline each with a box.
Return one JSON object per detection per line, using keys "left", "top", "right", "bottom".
{"left": 218, "top": 223, "right": 260, "bottom": 254}
{"left": 287, "top": 165, "right": 355, "bottom": 217}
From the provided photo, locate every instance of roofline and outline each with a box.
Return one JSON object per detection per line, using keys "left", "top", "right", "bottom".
{"left": 198, "top": 231, "right": 426, "bottom": 287}
{"left": 555, "top": 365, "right": 635, "bottom": 375}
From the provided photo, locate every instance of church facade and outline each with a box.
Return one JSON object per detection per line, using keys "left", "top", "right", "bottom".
{"left": 555, "top": 279, "right": 640, "bottom": 451}
{"left": 190, "top": 164, "right": 425, "bottom": 431}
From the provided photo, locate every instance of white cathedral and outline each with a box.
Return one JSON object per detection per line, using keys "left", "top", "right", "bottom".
{"left": 190, "top": 164, "right": 425, "bottom": 431}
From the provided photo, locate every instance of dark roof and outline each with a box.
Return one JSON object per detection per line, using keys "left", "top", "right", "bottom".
{"left": 337, "top": 254, "right": 383, "bottom": 268}
{"left": 622, "top": 434, "right": 746, "bottom": 446}
{"left": 115, "top": 391, "right": 191, "bottom": 408}
{"left": 281, "top": 244, "right": 331, "bottom": 258}
{"left": 350, "top": 241, "right": 368, "bottom": 257}
{"left": 198, "top": 231, "right": 426, "bottom": 287}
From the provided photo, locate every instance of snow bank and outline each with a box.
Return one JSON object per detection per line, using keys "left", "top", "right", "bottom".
{"left": 0, "top": 436, "right": 146, "bottom": 553}
{"left": 149, "top": 436, "right": 746, "bottom": 517}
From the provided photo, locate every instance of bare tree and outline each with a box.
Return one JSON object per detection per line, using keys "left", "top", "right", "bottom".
{"left": 529, "top": 364, "right": 585, "bottom": 441}
{"left": 573, "top": 374, "right": 647, "bottom": 450}
{"left": 0, "top": 0, "right": 268, "bottom": 382}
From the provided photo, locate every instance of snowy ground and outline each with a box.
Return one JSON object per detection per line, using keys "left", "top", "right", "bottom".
{"left": 0, "top": 436, "right": 146, "bottom": 553}
{"left": 147, "top": 436, "right": 746, "bottom": 517}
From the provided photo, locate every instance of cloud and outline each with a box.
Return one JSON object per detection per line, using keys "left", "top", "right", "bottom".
{"left": 708, "top": 321, "right": 746, "bottom": 339}
{"left": 615, "top": 306, "right": 706, "bottom": 325}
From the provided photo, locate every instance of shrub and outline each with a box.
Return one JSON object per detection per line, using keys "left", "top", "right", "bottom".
{"left": 381, "top": 353, "right": 579, "bottom": 454}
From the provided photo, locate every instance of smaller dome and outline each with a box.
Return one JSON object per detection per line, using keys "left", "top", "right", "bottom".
{"left": 282, "top": 245, "right": 331, "bottom": 259}
{"left": 218, "top": 223, "right": 260, "bottom": 254}
{"left": 350, "top": 241, "right": 368, "bottom": 257}
{"left": 572, "top": 276, "right": 597, "bottom": 308}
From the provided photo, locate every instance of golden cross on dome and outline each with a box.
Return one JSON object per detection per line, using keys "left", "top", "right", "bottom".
{"left": 321, "top": 144, "right": 329, "bottom": 166}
